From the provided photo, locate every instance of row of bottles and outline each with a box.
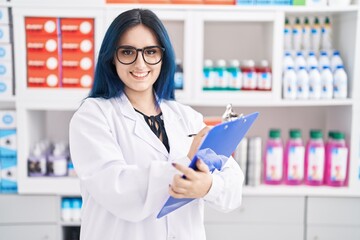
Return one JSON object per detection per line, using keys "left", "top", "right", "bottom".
{"left": 27, "top": 140, "right": 76, "bottom": 177}
{"left": 283, "top": 50, "right": 347, "bottom": 100}
{"left": 284, "top": 16, "right": 332, "bottom": 53}
{"left": 264, "top": 129, "right": 349, "bottom": 187}
{"left": 61, "top": 197, "right": 82, "bottom": 222}
{"left": 203, "top": 59, "right": 272, "bottom": 91}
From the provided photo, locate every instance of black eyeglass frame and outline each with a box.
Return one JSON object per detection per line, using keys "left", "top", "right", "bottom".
{"left": 115, "top": 45, "right": 165, "bottom": 65}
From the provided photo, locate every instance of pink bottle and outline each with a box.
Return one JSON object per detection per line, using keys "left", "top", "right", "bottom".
{"left": 305, "top": 130, "right": 325, "bottom": 186}
{"left": 324, "top": 131, "right": 349, "bottom": 187}
{"left": 284, "top": 129, "right": 305, "bottom": 185}
{"left": 264, "top": 129, "right": 283, "bottom": 185}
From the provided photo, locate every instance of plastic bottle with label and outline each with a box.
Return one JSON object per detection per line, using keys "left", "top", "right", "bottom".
{"left": 308, "top": 66, "right": 322, "bottom": 99}
{"left": 306, "top": 51, "right": 318, "bottom": 71}
{"left": 296, "top": 66, "right": 309, "bottom": 99}
{"left": 227, "top": 59, "right": 242, "bottom": 90}
{"left": 292, "top": 17, "right": 302, "bottom": 51}
{"left": 318, "top": 51, "right": 330, "bottom": 71}
{"left": 283, "top": 51, "right": 295, "bottom": 72}
{"left": 321, "top": 16, "right": 332, "bottom": 50}
{"left": 333, "top": 65, "right": 348, "bottom": 99}
{"left": 283, "top": 66, "right": 297, "bottom": 100}
{"left": 305, "top": 129, "right": 325, "bottom": 186}
{"left": 294, "top": 51, "right": 306, "bottom": 71}
{"left": 203, "top": 59, "right": 216, "bottom": 90}
{"left": 264, "top": 129, "right": 283, "bottom": 185}
{"left": 330, "top": 50, "right": 344, "bottom": 73}
{"left": 320, "top": 65, "right": 334, "bottom": 99}
{"left": 311, "top": 17, "right": 321, "bottom": 53}
{"left": 28, "top": 144, "right": 47, "bottom": 177}
{"left": 61, "top": 198, "right": 72, "bottom": 222}
{"left": 241, "top": 60, "right": 257, "bottom": 90}
{"left": 284, "top": 17, "right": 292, "bottom": 50}
{"left": 47, "top": 143, "right": 68, "bottom": 177}
{"left": 214, "top": 59, "right": 228, "bottom": 90}
{"left": 256, "top": 60, "right": 272, "bottom": 91}
{"left": 284, "top": 129, "right": 305, "bottom": 185}
{"left": 302, "top": 17, "right": 311, "bottom": 50}
{"left": 324, "top": 131, "right": 349, "bottom": 187}
{"left": 174, "top": 59, "right": 184, "bottom": 90}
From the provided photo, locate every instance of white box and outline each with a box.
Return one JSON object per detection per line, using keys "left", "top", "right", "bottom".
{"left": 0, "top": 111, "right": 16, "bottom": 129}
{"left": 0, "top": 129, "right": 17, "bottom": 153}
{"left": 0, "top": 44, "right": 12, "bottom": 61}
{"left": 0, "top": 157, "right": 17, "bottom": 193}
{"left": 0, "top": 8, "right": 9, "bottom": 25}
{"left": 0, "top": 61, "right": 12, "bottom": 78}
{"left": 0, "top": 79, "right": 13, "bottom": 98}
{"left": 306, "top": 0, "right": 327, "bottom": 6}
{"left": 0, "top": 25, "right": 10, "bottom": 43}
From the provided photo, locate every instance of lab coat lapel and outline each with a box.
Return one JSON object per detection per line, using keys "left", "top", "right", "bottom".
{"left": 115, "top": 96, "right": 169, "bottom": 157}
{"left": 160, "top": 102, "right": 187, "bottom": 158}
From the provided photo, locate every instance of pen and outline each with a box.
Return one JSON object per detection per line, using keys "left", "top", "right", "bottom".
{"left": 187, "top": 134, "right": 197, "bottom": 137}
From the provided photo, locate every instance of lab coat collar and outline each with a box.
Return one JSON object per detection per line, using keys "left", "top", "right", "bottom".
{"left": 115, "top": 94, "right": 182, "bottom": 158}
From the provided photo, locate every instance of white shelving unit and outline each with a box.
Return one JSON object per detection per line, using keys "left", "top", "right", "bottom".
{"left": 5, "top": 2, "right": 359, "bottom": 197}
{"left": 0, "top": 2, "right": 359, "bottom": 240}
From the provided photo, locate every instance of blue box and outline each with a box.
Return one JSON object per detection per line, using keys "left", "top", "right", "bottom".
{"left": 237, "top": 0, "right": 254, "bottom": 5}
{"left": 1, "top": 157, "right": 17, "bottom": 193}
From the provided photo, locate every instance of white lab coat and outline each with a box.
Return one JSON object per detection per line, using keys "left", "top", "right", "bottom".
{"left": 69, "top": 94, "right": 244, "bottom": 240}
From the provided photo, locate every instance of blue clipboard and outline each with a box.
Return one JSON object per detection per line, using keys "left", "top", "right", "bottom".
{"left": 157, "top": 111, "right": 259, "bottom": 218}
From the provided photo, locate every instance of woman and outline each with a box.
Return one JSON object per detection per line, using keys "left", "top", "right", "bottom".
{"left": 69, "top": 8, "right": 244, "bottom": 240}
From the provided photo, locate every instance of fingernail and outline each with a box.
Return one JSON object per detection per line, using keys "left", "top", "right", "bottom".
{"left": 172, "top": 163, "right": 176, "bottom": 167}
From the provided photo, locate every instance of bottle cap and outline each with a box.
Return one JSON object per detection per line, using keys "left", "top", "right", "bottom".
{"left": 259, "top": 60, "right": 269, "bottom": 67}
{"left": 332, "top": 131, "right": 345, "bottom": 140}
{"left": 269, "top": 129, "right": 281, "bottom": 138}
{"left": 216, "top": 59, "right": 226, "bottom": 67}
{"left": 304, "top": 17, "right": 309, "bottom": 25}
{"left": 310, "top": 129, "right": 323, "bottom": 139}
{"left": 204, "top": 59, "right": 213, "bottom": 67}
{"left": 289, "top": 129, "right": 301, "bottom": 139}
{"left": 229, "top": 59, "right": 240, "bottom": 67}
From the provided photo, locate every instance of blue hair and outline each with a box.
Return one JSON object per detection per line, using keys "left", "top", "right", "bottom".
{"left": 89, "top": 9, "right": 176, "bottom": 101}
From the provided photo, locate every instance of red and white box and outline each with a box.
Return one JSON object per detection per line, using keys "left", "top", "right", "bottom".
{"left": 25, "top": 17, "right": 59, "bottom": 36}
{"left": 60, "top": 18, "right": 94, "bottom": 37}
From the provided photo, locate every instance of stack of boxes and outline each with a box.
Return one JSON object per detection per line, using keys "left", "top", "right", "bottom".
{"left": 25, "top": 17, "right": 94, "bottom": 88}
{"left": 0, "top": 7, "right": 13, "bottom": 98}
{"left": 0, "top": 110, "right": 17, "bottom": 193}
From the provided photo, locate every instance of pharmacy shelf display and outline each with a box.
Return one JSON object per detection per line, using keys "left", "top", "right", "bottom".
{"left": 3, "top": 3, "right": 359, "bottom": 197}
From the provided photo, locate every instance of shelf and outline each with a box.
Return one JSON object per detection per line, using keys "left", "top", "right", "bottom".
{"left": 187, "top": 96, "right": 353, "bottom": 107}
{"left": 243, "top": 185, "right": 360, "bottom": 197}
{"left": 105, "top": 4, "right": 360, "bottom": 13}
{"left": 16, "top": 89, "right": 90, "bottom": 110}
{"left": 60, "top": 221, "right": 81, "bottom": 227}
{"left": 18, "top": 177, "right": 80, "bottom": 195}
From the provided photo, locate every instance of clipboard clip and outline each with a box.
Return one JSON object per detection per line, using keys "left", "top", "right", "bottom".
{"left": 222, "top": 104, "right": 244, "bottom": 122}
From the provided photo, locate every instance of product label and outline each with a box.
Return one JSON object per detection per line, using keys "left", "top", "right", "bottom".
{"left": 330, "top": 147, "right": 348, "bottom": 181}
{"left": 203, "top": 70, "right": 216, "bottom": 89}
{"left": 243, "top": 72, "right": 257, "bottom": 89}
{"left": 266, "top": 146, "right": 283, "bottom": 181}
{"left": 287, "top": 146, "right": 305, "bottom": 181}
{"left": 307, "top": 146, "right": 325, "bottom": 181}
{"left": 257, "top": 72, "right": 272, "bottom": 90}
{"left": 228, "top": 70, "right": 242, "bottom": 89}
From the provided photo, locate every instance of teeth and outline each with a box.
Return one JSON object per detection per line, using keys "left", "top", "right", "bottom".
{"left": 132, "top": 72, "right": 148, "bottom": 78}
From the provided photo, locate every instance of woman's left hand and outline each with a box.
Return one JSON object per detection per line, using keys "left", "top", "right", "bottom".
{"left": 169, "top": 159, "right": 212, "bottom": 199}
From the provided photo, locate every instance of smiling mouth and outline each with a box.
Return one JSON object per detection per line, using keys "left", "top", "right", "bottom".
{"left": 131, "top": 71, "right": 149, "bottom": 78}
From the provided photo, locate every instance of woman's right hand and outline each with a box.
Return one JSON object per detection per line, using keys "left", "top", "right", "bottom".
{"left": 187, "top": 126, "right": 211, "bottom": 160}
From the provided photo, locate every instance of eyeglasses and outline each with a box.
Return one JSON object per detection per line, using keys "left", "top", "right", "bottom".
{"left": 115, "top": 45, "right": 165, "bottom": 65}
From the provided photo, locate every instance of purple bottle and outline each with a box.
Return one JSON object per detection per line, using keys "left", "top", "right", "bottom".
{"left": 284, "top": 129, "right": 305, "bottom": 185}
{"left": 324, "top": 131, "right": 349, "bottom": 187}
{"left": 264, "top": 129, "right": 283, "bottom": 185}
{"left": 305, "top": 130, "right": 325, "bottom": 186}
